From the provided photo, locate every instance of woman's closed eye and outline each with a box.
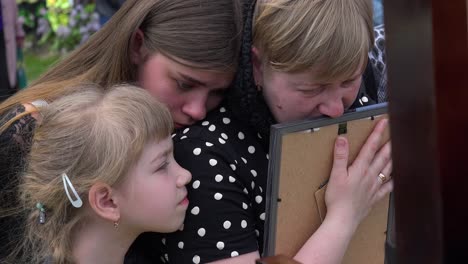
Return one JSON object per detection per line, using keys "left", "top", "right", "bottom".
{"left": 176, "top": 80, "right": 194, "bottom": 91}
{"left": 297, "top": 86, "right": 326, "bottom": 97}
{"left": 341, "top": 76, "right": 360, "bottom": 88}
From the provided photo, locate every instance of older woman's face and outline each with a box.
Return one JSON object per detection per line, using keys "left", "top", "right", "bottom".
{"left": 138, "top": 53, "right": 234, "bottom": 129}
{"left": 257, "top": 65, "right": 363, "bottom": 123}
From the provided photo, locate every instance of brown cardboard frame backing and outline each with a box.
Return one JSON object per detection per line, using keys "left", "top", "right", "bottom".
{"left": 263, "top": 103, "right": 391, "bottom": 264}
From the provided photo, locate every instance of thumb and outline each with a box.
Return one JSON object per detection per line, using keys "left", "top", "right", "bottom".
{"left": 332, "top": 136, "right": 349, "bottom": 176}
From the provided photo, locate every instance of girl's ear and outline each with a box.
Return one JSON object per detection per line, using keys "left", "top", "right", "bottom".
{"left": 88, "top": 182, "right": 120, "bottom": 222}
{"left": 130, "top": 29, "right": 148, "bottom": 65}
{"left": 251, "top": 46, "right": 264, "bottom": 89}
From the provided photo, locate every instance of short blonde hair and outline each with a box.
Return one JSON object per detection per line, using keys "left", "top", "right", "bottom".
{"left": 253, "top": 0, "right": 374, "bottom": 81}
{"left": 8, "top": 84, "right": 172, "bottom": 263}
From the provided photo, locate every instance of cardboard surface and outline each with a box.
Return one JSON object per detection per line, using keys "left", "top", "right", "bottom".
{"left": 273, "top": 115, "right": 390, "bottom": 263}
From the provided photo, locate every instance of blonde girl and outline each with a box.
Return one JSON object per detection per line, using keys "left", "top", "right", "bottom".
{"left": 4, "top": 85, "right": 191, "bottom": 264}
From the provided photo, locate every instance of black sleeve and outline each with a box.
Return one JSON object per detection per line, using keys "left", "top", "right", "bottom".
{"left": 163, "top": 134, "right": 260, "bottom": 263}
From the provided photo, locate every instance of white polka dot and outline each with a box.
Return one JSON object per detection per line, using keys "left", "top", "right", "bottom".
{"left": 229, "top": 176, "right": 236, "bottom": 183}
{"left": 209, "top": 159, "right": 218, "bottom": 166}
{"left": 362, "top": 96, "right": 369, "bottom": 103}
{"left": 171, "top": 133, "right": 176, "bottom": 138}
{"left": 191, "top": 206, "right": 200, "bottom": 215}
{"left": 234, "top": 160, "right": 238, "bottom": 164}
{"left": 221, "top": 133, "right": 228, "bottom": 139}
{"left": 223, "top": 221, "right": 231, "bottom": 229}
{"left": 178, "top": 241, "right": 184, "bottom": 249}
{"left": 242, "top": 202, "right": 248, "bottom": 209}
{"left": 250, "top": 170, "right": 257, "bottom": 177}
{"left": 255, "top": 195, "right": 263, "bottom": 204}
{"left": 198, "top": 228, "right": 206, "bottom": 237}
{"left": 162, "top": 238, "right": 166, "bottom": 245}
{"left": 241, "top": 220, "right": 247, "bottom": 228}
{"left": 259, "top": 186, "right": 263, "bottom": 193}
{"left": 214, "top": 193, "right": 223, "bottom": 200}
{"left": 251, "top": 181, "right": 255, "bottom": 189}
{"left": 216, "top": 241, "right": 225, "bottom": 250}
{"left": 202, "top": 121, "right": 209, "bottom": 126}
{"left": 238, "top": 132, "right": 245, "bottom": 140}
{"left": 231, "top": 251, "right": 239, "bottom": 257}
{"left": 248, "top": 146, "right": 255, "bottom": 154}
{"left": 209, "top": 124, "right": 216, "bottom": 131}
{"left": 266, "top": 154, "right": 269, "bottom": 160}
{"left": 257, "top": 133, "right": 262, "bottom": 139}
{"left": 193, "top": 148, "right": 201, "bottom": 155}
{"left": 260, "top": 212, "right": 266, "bottom": 220}
{"left": 183, "top": 128, "right": 190, "bottom": 134}
{"left": 215, "top": 174, "right": 223, "bottom": 182}
{"left": 165, "top": 254, "right": 169, "bottom": 261}
{"left": 192, "top": 180, "right": 200, "bottom": 189}
{"left": 220, "top": 107, "right": 226, "bottom": 112}
{"left": 206, "top": 142, "right": 213, "bottom": 147}
{"left": 223, "top": 118, "right": 231, "bottom": 124}
{"left": 219, "top": 138, "right": 226, "bottom": 144}
{"left": 180, "top": 136, "right": 187, "bottom": 140}
{"left": 243, "top": 188, "right": 249, "bottom": 194}
{"left": 241, "top": 157, "right": 247, "bottom": 164}
{"left": 255, "top": 229, "right": 260, "bottom": 237}
{"left": 230, "top": 164, "right": 236, "bottom": 171}
{"left": 193, "top": 255, "right": 200, "bottom": 264}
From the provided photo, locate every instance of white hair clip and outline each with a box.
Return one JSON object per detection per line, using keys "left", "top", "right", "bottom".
{"left": 62, "top": 173, "right": 83, "bottom": 208}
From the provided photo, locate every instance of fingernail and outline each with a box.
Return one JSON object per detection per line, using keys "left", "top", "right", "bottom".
{"left": 336, "top": 137, "right": 346, "bottom": 147}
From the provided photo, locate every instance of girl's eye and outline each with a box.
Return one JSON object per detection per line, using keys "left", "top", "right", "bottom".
{"left": 177, "top": 80, "right": 193, "bottom": 91}
{"left": 156, "top": 161, "right": 170, "bottom": 172}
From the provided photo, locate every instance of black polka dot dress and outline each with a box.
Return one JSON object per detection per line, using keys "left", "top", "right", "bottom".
{"left": 161, "top": 106, "right": 269, "bottom": 263}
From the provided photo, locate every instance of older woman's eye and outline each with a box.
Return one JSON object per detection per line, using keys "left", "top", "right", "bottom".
{"left": 342, "top": 77, "right": 360, "bottom": 88}
{"left": 299, "top": 86, "right": 325, "bottom": 97}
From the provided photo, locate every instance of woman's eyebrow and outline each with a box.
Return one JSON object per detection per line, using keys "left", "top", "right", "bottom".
{"left": 179, "top": 73, "right": 207, "bottom": 87}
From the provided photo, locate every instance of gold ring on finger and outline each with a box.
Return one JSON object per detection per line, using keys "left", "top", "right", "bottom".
{"left": 378, "top": 172, "right": 388, "bottom": 184}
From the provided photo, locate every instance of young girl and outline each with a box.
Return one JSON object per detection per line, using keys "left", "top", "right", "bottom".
{"left": 5, "top": 84, "right": 191, "bottom": 264}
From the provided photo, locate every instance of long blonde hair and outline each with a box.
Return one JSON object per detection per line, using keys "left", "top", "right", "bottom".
{"left": 5, "top": 84, "right": 173, "bottom": 264}
{"left": 0, "top": 0, "right": 242, "bottom": 128}
{"left": 253, "top": 0, "right": 374, "bottom": 81}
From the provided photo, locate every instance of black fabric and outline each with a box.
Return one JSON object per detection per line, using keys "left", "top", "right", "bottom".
{"left": 0, "top": 105, "right": 35, "bottom": 260}
{"left": 162, "top": 106, "right": 269, "bottom": 263}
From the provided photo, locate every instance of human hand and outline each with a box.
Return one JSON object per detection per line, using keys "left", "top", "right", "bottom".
{"left": 324, "top": 119, "right": 393, "bottom": 230}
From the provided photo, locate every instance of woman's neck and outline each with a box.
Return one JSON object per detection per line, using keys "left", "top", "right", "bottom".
{"left": 73, "top": 219, "right": 138, "bottom": 264}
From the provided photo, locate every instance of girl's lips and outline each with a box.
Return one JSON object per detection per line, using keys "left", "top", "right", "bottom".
{"left": 179, "top": 196, "right": 189, "bottom": 206}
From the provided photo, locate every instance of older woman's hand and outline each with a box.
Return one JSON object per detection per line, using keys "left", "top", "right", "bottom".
{"left": 325, "top": 119, "right": 393, "bottom": 230}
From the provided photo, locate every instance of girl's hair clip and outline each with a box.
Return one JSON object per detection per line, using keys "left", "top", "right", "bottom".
{"left": 62, "top": 173, "right": 83, "bottom": 208}
{"left": 36, "top": 202, "right": 46, "bottom": 224}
